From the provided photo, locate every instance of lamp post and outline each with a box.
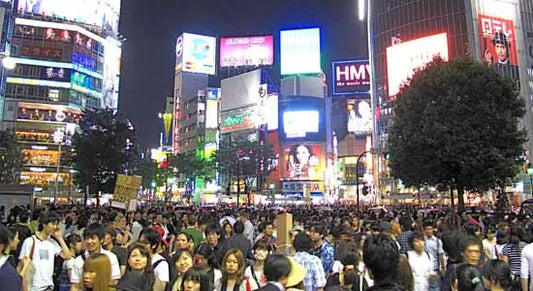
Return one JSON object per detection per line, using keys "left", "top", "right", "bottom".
{"left": 527, "top": 164, "right": 533, "bottom": 197}
{"left": 53, "top": 127, "right": 65, "bottom": 202}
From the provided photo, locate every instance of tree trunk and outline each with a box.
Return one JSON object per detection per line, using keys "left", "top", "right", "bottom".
{"left": 458, "top": 186, "right": 465, "bottom": 213}
{"left": 450, "top": 184, "right": 454, "bottom": 209}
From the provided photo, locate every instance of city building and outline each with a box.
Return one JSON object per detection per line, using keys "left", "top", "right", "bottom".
{"left": 0, "top": 1, "right": 122, "bottom": 200}
{"left": 369, "top": 0, "right": 533, "bottom": 197}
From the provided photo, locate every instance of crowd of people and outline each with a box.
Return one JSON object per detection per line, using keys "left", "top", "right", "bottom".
{"left": 0, "top": 203, "right": 531, "bottom": 291}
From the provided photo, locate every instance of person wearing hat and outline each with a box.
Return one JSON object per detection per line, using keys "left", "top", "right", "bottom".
{"left": 492, "top": 32, "right": 511, "bottom": 65}
{"left": 258, "top": 254, "right": 306, "bottom": 291}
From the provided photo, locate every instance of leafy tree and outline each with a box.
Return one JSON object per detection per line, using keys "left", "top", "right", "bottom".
{"left": 388, "top": 57, "right": 526, "bottom": 210}
{"left": 71, "top": 109, "right": 137, "bottom": 198}
{"left": 0, "top": 129, "right": 22, "bottom": 184}
{"left": 215, "top": 137, "right": 277, "bottom": 202}
{"left": 172, "top": 152, "right": 215, "bottom": 197}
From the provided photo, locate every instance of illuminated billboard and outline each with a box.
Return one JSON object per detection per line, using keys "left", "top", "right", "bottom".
{"left": 386, "top": 32, "right": 449, "bottom": 97}
{"left": 102, "top": 39, "right": 121, "bottom": 110}
{"left": 257, "top": 93, "right": 278, "bottom": 131}
{"left": 478, "top": 13, "right": 519, "bottom": 79}
{"left": 17, "top": 0, "right": 121, "bottom": 36}
{"left": 220, "top": 36, "right": 274, "bottom": 67}
{"left": 220, "top": 107, "right": 256, "bottom": 133}
{"left": 280, "top": 96, "right": 325, "bottom": 141}
{"left": 332, "top": 60, "right": 371, "bottom": 96}
{"left": 283, "top": 111, "right": 319, "bottom": 138}
{"left": 176, "top": 33, "right": 216, "bottom": 75}
{"left": 347, "top": 99, "right": 372, "bottom": 135}
{"left": 283, "top": 143, "right": 324, "bottom": 180}
{"left": 280, "top": 28, "right": 321, "bottom": 75}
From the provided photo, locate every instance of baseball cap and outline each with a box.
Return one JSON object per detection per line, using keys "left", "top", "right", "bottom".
{"left": 153, "top": 226, "right": 168, "bottom": 246}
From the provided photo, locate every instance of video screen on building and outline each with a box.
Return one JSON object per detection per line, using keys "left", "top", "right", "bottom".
{"left": 283, "top": 143, "right": 324, "bottom": 180}
{"left": 220, "top": 36, "right": 274, "bottom": 67}
{"left": 279, "top": 96, "right": 325, "bottom": 141}
{"left": 17, "top": 0, "right": 121, "bottom": 36}
{"left": 332, "top": 60, "right": 371, "bottom": 96}
{"left": 280, "top": 28, "right": 321, "bottom": 75}
{"left": 347, "top": 99, "right": 372, "bottom": 135}
{"left": 386, "top": 33, "right": 449, "bottom": 97}
{"left": 176, "top": 33, "right": 217, "bottom": 75}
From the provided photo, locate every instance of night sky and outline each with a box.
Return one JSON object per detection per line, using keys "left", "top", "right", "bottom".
{"left": 119, "top": 0, "right": 368, "bottom": 147}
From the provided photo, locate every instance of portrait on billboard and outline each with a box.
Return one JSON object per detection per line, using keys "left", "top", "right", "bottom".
{"left": 284, "top": 144, "right": 322, "bottom": 180}
{"left": 479, "top": 14, "right": 519, "bottom": 79}
{"left": 347, "top": 100, "right": 372, "bottom": 135}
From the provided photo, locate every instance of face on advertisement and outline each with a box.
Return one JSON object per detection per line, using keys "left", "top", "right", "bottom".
{"left": 495, "top": 43, "right": 509, "bottom": 63}
{"left": 296, "top": 145, "right": 311, "bottom": 164}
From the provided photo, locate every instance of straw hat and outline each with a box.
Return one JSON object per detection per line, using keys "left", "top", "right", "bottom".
{"left": 286, "top": 256, "right": 307, "bottom": 287}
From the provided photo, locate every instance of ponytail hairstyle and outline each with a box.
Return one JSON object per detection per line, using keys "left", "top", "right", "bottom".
{"left": 337, "top": 242, "right": 360, "bottom": 287}
{"left": 482, "top": 259, "right": 520, "bottom": 290}
{"left": 453, "top": 263, "right": 484, "bottom": 291}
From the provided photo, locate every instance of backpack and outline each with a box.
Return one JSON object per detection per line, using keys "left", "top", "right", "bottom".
{"left": 153, "top": 255, "right": 176, "bottom": 291}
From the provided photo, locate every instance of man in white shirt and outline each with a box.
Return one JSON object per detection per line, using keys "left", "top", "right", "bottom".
{"left": 406, "top": 232, "right": 434, "bottom": 291}
{"left": 140, "top": 227, "right": 169, "bottom": 291}
{"left": 70, "top": 223, "right": 121, "bottom": 291}
{"left": 520, "top": 241, "right": 533, "bottom": 291}
{"left": 240, "top": 212, "right": 254, "bottom": 244}
{"left": 19, "top": 213, "right": 72, "bottom": 291}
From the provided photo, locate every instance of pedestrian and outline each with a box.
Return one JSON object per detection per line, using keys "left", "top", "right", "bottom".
{"left": 182, "top": 215, "right": 204, "bottom": 248}
{"left": 227, "top": 221, "right": 253, "bottom": 262}
{"left": 451, "top": 263, "right": 484, "bottom": 291}
{"left": 195, "top": 243, "right": 222, "bottom": 287}
{"left": 216, "top": 248, "right": 258, "bottom": 291}
{"left": 326, "top": 242, "right": 368, "bottom": 291}
{"left": 501, "top": 225, "right": 527, "bottom": 276}
{"left": 309, "top": 223, "right": 334, "bottom": 274}
{"left": 0, "top": 224, "right": 23, "bottom": 290}
{"left": 423, "top": 220, "right": 446, "bottom": 276}
{"left": 103, "top": 223, "right": 128, "bottom": 275}
{"left": 240, "top": 212, "right": 255, "bottom": 245}
{"left": 205, "top": 223, "right": 230, "bottom": 267}
{"left": 482, "top": 259, "right": 520, "bottom": 291}
{"left": 292, "top": 232, "right": 327, "bottom": 291}
{"left": 395, "top": 256, "right": 414, "bottom": 291}
{"left": 363, "top": 235, "right": 403, "bottom": 290}
{"left": 182, "top": 267, "right": 211, "bottom": 291}
{"left": 172, "top": 231, "right": 194, "bottom": 254}
{"left": 123, "top": 243, "right": 155, "bottom": 289}
{"left": 19, "top": 212, "right": 73, "bottom": 291}
{"left": 405, "top": 232, "right": 433, "bottom": 291}
{"left": 57, "top": 233, "right": 83, "bottom": 291}
{"left": 257, "top": 254, "right": 305, "bottom": 291}
{"left": 255, "top": 221, "right": 276, "bottom": 248}
{"left": 245, "top": 238, "right": 272, "bottom": 288}
{"left": 170, "top": 249, "right": 194, "bottom": 291}
{"left": 482, "top": 226, "right": 497, "bottom": 261}
{"left": 223, "top": 221, "right": 234, "bottom": 240}
{"left": 139, "top": 227, "right": 170, "bottom": 291}
{"left": 82, "top": 253, "right": 112, "bottom": 291}
{"left": 70, "top": 223, "right": 121, "bottom": 291}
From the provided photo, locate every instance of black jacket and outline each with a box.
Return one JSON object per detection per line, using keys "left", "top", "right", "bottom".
{"left": 257, "top": 283, "right": 283, "bottom": 291}
{"left": 228, "top": 234, "right": 253, "bottom": 260}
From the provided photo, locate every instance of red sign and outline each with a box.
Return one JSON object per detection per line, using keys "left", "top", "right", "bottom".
{"left": 479, "top": 14, "right": 518, "bottom": 66}
{"left": 20, "top": 46, "right": 62, "bottom": 61}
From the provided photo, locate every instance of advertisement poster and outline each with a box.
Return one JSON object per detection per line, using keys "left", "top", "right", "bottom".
{"left": 332, "top": 60, "right": 371, "bottom": 96}
{"left": 386, "top": 33, "right": 448, "bottom": 97}
{"left": 283, "top": 144, "right": 324, "bottom": 180}
{"left": 280, "top": 28, "right": 321, "bottom": 75}
{"left": 102, "top": 39, "right": 121, "bottom": 110}
{"left": 220, "top": 36, "right": 274, "bottom": 67}
{"left": 347, "top": 99, "right": 372, "bottom": 135}
{"left": 177, "top": 33, "right": 216, "bottom": 75}
{"left": 478, "top": 14, "right": 519, "bottom": 79}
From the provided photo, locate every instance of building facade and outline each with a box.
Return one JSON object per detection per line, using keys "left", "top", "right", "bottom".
{"left": 0, "top": 1, "right": 121, "bottom": 200}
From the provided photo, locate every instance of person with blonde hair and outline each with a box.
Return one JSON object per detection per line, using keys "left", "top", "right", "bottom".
{"left": 82, "top": 253, "right": 112, "bottom": 291}
{"left": 216, "top": 248, "right": 258, "bottom": 291}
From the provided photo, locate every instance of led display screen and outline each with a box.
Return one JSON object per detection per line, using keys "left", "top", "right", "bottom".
{"left": 176, "top": 33, "right": 216, "bottom": 75}
{"left": 283, "top": 143, "right": 324, "bottom": 181}
{"left": 280, "top": 28, "right": 321, "bottom": 75}
{"left": 347, "top": 99, "right": 372, "bottom": 135}
{"left": 102, "top": 38, "right": 121, "bottom": 110}
{"left": 220, "top": 35, "right": 274, "bottom": 67}
{"left": 283, "top": 111, "right": 319, "bottom": 138}
{"left": 332, "top": 60, "right": 371, "bottom": 96}
{"left": 386, "top": 33, "right": 449, "bottom": 97}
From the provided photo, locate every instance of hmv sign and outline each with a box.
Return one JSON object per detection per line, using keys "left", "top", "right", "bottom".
{"left": 332, "top": 60, "right": 371, "bottom": 96}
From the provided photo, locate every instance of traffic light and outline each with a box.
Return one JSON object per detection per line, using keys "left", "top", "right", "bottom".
{"left": 362, "top": 185, "right": 369, "bottom": 196}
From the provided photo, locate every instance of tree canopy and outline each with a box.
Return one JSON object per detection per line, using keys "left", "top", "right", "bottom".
{"left": 71, "top": 109, "right": 137, "bottom": 195}
{"left": 388, "top": 57, "right": 526, "bottom": 208}
{"left": 0, "top": 129, "right": 21, "bottom": 184}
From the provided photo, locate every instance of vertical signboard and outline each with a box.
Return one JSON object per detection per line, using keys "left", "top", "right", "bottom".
{"left": 280, "top": 28, "right": 321, "bottom": 75}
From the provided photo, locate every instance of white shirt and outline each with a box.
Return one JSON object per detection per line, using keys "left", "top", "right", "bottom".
{"left": 153, "top": 253, "right": 170, "bottom": 283}
{"left": 131, "top": 221, "right": 143, "bottom": 242}
{"left": 245, "top": 266, "right": 265, "bottom": 287}
{"left": 243, "top": 220, "right": 255, "bottom": 244}
{"left": 483, "top": 239, "right": 497, "bottom": 260}
{"left": 19, "top": 235, "right": 62, "bottom": 290}
{"left": 406, "top": 251, "right": 433, "bottom": 291}
{"left": 520, "top": 242, "right": 533, "bottom": 290}
{"left": 70, "top": 247, "right": 121, "bottom": 283}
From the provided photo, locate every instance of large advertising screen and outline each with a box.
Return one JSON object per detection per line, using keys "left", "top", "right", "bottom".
{"left": 280, "top": 28, "right": 321, "bottom": 75}
{"left": 347, "top": 99, "right": 372, "bottom": 135}
{"left": 176, "top": 33, "right": 216, "bottom": 75}
{"left": 18, "top": 0, "right": 121, "bottom": 36}
{"left": 279, "top": 96, "right": 325, "bottom": 141}
{"left": 283, "top": 143, "right": 324, "bottom": 180}
{"left": 332, "top": 60, "right": 371, "bottom": 96}
{"left": 220, "top": 36, "right": 274, "bottom": 67}
{"left": 386, "top": 33, "right": 449, "bottom": 97}
{"left": 102, "top": 39, "right": 121, "bottom": 110}
{"left": 478, "top": 15, "right": 519, "bottom": 79}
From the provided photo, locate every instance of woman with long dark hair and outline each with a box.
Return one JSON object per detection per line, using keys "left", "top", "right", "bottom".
{"left": 115, "top": 243, "right": 155, "bottom": 291}
{"left": 182, "top": 267, "right": 211, "bottom": 291}
{"left": 171, "top": 250, "right": 195, "bottom": 291}
{"left": 482, "top": 260, "right": 520, "bottom": 291}
{"left": 451, "top": 263, "right": 485, "bottom": 291}
{"left": 244, "top": 238, "right": 271, "bottom": 288}
{"left": 501, "top": 225, "right": 528, "bottom": 275}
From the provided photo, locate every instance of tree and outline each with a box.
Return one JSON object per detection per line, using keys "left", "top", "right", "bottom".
{"left": 215, "top": 137, "right": 277, "bottom": 202}
{"left": 71, "top": 109, "right": 137, "bottom": 199}
{"left": 388, "top": 57, "right": 526, "bottom": 210}
{"left": 0, "top": 129, "right": 22, "bottom": 184}
{"left": 171, "top": 152, "right": 215, "bottom": 198}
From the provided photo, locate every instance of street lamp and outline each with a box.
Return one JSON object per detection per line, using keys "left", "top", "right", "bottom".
{"left": 53, "top": 127, "right": 65, "bottom": 202}
{"left": 527, "top": 163, "right": 533, "bottom": 197}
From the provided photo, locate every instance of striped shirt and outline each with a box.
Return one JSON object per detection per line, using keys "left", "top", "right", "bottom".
{"left": 502, "top": 242, "right": 526, "bottom": 275}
